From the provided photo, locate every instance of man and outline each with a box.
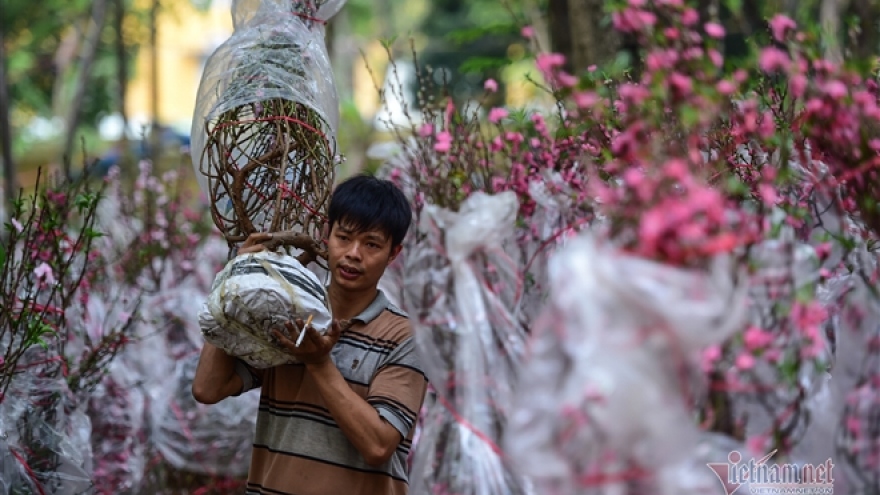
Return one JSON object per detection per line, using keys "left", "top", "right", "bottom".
{"left": 192, "top": 174, "right": 427, "bottom": 495}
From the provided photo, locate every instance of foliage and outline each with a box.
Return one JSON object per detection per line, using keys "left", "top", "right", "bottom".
{"left": 380, "top": 0, "right": 880, "bottom": 492}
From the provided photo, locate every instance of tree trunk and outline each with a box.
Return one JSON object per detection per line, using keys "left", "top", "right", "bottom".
{"left": 149, "top": 0, "right": 161, "bottom": 166}
{"left": 61, "top": 0, "right": 110, "bottom": 179}
{"left": 115, "top": 0, "right": 129, "bottom": 153}
{"left": 845, "top": 0, "right": 880, "bottom": 61}
{"left": 0, "top": 19, "right": 16, "bottom": 210}
{"left": 547, "top": 0, "right": 637, "bottom": 76}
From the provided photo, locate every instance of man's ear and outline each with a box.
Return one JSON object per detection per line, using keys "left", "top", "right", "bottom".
{"left": 388, "top": 245, "right": 403, "bottom": 265}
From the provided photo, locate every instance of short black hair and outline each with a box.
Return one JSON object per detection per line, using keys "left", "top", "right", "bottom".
{"left": 327, "top": 173, "right": 412, "bottom": 248}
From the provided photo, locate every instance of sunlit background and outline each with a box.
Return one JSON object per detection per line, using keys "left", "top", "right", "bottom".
{"left": 2, "top": 0, "right": 556, "bottom": 191}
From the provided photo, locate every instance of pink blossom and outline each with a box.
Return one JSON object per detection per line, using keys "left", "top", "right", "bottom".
{"left": 573, "top": 91, "right": 599, "bottom": 109}
{"left": 521, "top": 25, "right": 535, "bottom": 38}
{"left": 612, "top": 8, "right": 657, "bottom": 32}
{"left": 735, "top": 352, "right": 755, "bottom": 370}
{"left": 743, "top": 326, "right": 774, "bottom": 350}
{"left": 681, "top": 8, "right": 699, "bottom": 26}
{"left": 536, "top": 53, "right": 566, "bottom": 75}
{"left": 758, "top": 184, "right": 778, "bottom": 204}
{"left": 668, "top": 73, "right": 693, "bottom": 94}
{"left": 759, "top": 47, "right": 790, "bottom": 73}
{"left": 708, "top": 48, "right": 723, "bottom": 67}
{"left": 488, "top": 107, "right": 509, "bottom": 124}
{"left": 34, "top": 262, "right": 56, "bottom": 285}
{"left": 434, "top": 131, "right": 452, "bottom": 153}
{"left": 645, "top": 50, "right": 675, "bottom": 71}
{"left": 587, "top": 65, "right": 597, "bottom": 72}
{"left": 769, "top": 14, "right": 797, "bottom": 41}
{"left": 419, "top": 123, "right": 433, "bottom": 137}
{"left": 822, "top": 80, "right": 848, "bottom": 100}
{"left": 747, "top": 435, "right": 768, "bottom": 454}
{"left": 10, "top": 218, "right": 23, "bottom": 233}
{"left": 704, "top": 22, "right": 725, "bottom": 38}
{"left": 789, "top": 74, "right": 807, "bottom": 97}
{"left": 557, "top": 72, "right": 578, "bottom": 88}
{"left": 701, "top": 345, "right": 721, "bottom": 372}
{"left": 484, "top": 79, "right": 498, "bottom": 92}
{"left": 717, "top": 80, "right": 736, "bottom": 95}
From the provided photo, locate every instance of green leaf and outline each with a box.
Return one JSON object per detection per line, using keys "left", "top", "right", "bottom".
{"left": 459, "top": 56, "right": 510, "bottom": 74}
{"left": 0, "top": 243, "right": 6, "bottom": 268}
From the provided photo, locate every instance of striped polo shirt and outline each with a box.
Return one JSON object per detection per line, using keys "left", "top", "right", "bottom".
{"left": 234, "top": 290, "right": 428, "bottom": 495}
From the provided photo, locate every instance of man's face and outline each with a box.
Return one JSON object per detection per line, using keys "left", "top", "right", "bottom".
{"left": 327, "top": 221, "right": 401, "bottom": 294}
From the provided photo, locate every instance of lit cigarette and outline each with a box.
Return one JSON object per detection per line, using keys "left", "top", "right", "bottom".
{"left": 295, "top": 314, "right": 313, "bottom": 347}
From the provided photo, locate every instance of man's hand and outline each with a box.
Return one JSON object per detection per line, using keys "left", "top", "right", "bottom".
{"left": 271, "top": 319, "right": 350, "bottom": 365}
{"left": 238, "top": 232, "right": 273, "bottom": 255}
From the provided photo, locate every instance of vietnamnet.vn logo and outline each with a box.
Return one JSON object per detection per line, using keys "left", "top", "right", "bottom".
{"left": 707, "top": 450, "right": 835, "bottom": 495}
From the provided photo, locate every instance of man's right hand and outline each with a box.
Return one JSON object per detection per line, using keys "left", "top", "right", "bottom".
{"left": 238, "top": 232, "right": 273, "bottom": 255}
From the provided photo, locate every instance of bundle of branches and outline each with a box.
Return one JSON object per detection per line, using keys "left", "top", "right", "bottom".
{"left": 191, "top": 0, "right": 346, "bottom": 265}
{"left": 403, "top": 192, "right": 532, "bottom": 495}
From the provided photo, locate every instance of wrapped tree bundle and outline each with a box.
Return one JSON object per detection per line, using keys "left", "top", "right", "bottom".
{"left": 404, "top": 191, "right": 533, "bottom": 495}
{"left": 150, "top": 354, "right": 259, "bottom": 477}
{"left": 190, "top": 0, "right": 345, "bottom": 264}
{"left": 504, "top": 234, "right": 749, "bottom": 495}
{"left": 87, "top": 361, "right": 148, "bottom": 494}
{"left": 0, "top": 374, "right": 93, "bottom": 495}
{"left": 199, "top": 250, "right": 332, "bottom": 368}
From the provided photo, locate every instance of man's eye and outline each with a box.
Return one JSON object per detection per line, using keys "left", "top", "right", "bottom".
{"left": 367, "top": 243, "right": 380, "bottom": 249}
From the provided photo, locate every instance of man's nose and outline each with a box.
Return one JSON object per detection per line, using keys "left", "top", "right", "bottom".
{"left": 344, "top": 242, "right": 363, "bottom": 260}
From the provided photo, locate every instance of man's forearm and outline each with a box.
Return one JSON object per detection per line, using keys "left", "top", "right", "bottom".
{"left": 192, "top": 343, "right": 243, "bottom": 404}
{"left": 306, "top": 359, "right": 400, "bottom": 466}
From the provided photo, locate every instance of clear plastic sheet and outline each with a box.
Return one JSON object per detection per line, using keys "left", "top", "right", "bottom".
{"left": 231, "top": 0, "right": 346, "bottom": 29}
{"left": 504, "top": 233, "right": 748, "bottom": 494}
{"left": 404, "top": 191, "right": 533, "bottom": 495}
{"left": 0, "top": 375, "right": 93, "bottom": 495}
{"left": 87, "top": 360, "right": 148, "bottom": 494}
{"left": 149, "top": 353, "right": 259, "bottom": 477}
{"left": 190, "top": 0, "right": 340, "bottom": 201}
{"left": 199, "top": 250, "right": 332, "bottom": 368}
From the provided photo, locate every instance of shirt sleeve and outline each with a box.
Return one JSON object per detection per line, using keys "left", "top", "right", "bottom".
{"left": 367, "top": 336, "right": 429, "bottom": 439}
{"left": 233, "top": 359, "right": 264, "bottom": 395}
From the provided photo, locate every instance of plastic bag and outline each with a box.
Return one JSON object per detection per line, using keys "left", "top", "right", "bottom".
{"left": 199, "top": 250, "right": 332, "bottom": 368}
{"left": 404, "top": 191, "right": 533, "bottom": 495}
{"left": 504, "top": 233, "right": 748, "bottom": 494}
{"left": 149, "top": 353, "right": 259, "bottom": 477}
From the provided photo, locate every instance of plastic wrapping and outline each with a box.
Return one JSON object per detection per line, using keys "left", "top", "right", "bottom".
{"left": 0, "top": 375, "right": 93, "bottom": 495}
{"left": 150, "top": 353, "right": 259, "bottom": 477}
{"left": 404, "top": 191, "right": 533, "bottom": 495}
{"left": 190, "top": 0, "right": 341, "bottom": 244}
{"left": 87, "top": 360, "right": 148, "bottom": 494}
{"left": 199, "top": 250, "right": 332, "bottom": 368}
{"left": 504, "top": 233, "right": 748, "bottom": 494}
{"left": 231, "top": 0, "right": 346, "bottom": 29}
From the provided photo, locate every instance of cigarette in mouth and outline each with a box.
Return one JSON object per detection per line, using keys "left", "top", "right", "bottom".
{"left": 295, "top": 314, "right": 313, "bottom": 347}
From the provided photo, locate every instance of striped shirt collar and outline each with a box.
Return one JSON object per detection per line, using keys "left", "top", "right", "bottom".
{"left": 351, "top": 290, "right": 406, "bottom": 324}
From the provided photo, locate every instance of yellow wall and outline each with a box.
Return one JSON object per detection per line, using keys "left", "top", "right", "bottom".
{"left": 125, "top": 1, "right": 233, "bottom": 133}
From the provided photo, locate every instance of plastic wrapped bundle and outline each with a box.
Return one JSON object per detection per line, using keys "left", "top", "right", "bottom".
{"left": 403, "top": 191, "right": 533, "bottom": 495}
{"left": 231, "top": 0, "right": 346, "bottom": 29}
{"left": 87, "top": 361, "right": 148, "bottom": 494}
{"left": 190, "top": 0, "right": 345, "bottom": 261}
{"left": 199, "top": 250, "right": 332, "bottom": 368}
{"left": 150, "top": 353, "right": 260, "bottom": 476}
{"left": 504, "top": 234, "right": 748, "bottom": 495}
{"left": 0, "top": 375, "right": 93, "bottom": 495}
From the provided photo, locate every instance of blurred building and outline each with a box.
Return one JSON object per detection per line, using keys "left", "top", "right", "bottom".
{"left": 124, "top": 0, "right": 233, "bottom": 137}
